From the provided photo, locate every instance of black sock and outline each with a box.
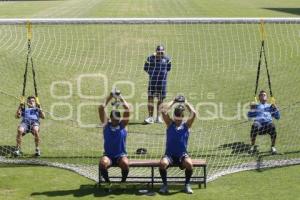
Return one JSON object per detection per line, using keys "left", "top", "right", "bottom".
{"left": 121, "top": 169, "right": 129, "bottom": 182}
{"left": 159, "top": 168, "right": 167, "bottom": 185}
{"left": 100, "top": 168, "right": 110, "bottom": 182}
{"left": 185, "top": 169, "right": 193, "bottom": 185}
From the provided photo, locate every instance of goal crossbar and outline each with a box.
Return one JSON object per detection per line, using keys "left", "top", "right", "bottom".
{"left": 0, "top": 18, "right": 300, "bottom": 25}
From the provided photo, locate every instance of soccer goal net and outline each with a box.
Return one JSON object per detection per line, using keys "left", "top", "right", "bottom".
{"left": 0, "top": 18, "right": 299, "bottom": 182}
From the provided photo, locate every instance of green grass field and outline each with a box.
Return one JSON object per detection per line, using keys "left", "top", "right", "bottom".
{"left": 0, "top": 0, "right": 299, "bottom": 18}
{"left": 0, "top": 0, "right": 300, "bottom": 199}
{"left": 0, "top": 165, "right": 299, "bottom": 200}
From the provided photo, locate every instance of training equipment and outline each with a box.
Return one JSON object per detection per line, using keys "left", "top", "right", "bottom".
{"left": 253, "top": 21, "right": 275, "bottom": 104}
{"left": 175, "top": 95, "right": 185, "bottom": 103}
{"left": 111, "top": 88, "right": 121, "bottom": 108}
{"left": 0, "top": 18, "right": 299, "bottom": 184}
{"left": 20, "top": 22, "right": 40, "bottom": 109}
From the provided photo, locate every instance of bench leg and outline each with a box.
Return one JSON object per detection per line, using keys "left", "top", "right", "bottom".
{"left": 151, "top": 166, "right": 154, "bottom": 188}
{"left": 204, "top": 165, "right": 207, "bottom": 188}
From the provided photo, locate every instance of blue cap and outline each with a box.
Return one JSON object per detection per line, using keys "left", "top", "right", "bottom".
{"left": 156, "top": 45, "right": 165, "bottom": 52}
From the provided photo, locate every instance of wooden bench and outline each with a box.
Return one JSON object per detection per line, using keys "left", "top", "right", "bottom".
{"left": 98, "top": 159, "right": 207, "bottom": 188}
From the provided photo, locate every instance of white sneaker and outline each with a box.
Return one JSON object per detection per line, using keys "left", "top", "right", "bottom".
{"left": 271, "top": 147, "right": 277, "bottom": 155}
{"left": 144, "top": 117, "right": 154, "bottom": 124}
{"left": 155, "top": 116, "right": 163, "bottom": 124}
{"left": 248, "top": 145, "right": 257, "bottom": 154}
{"left": 184, "top": 184, "right": 193, "bottom": 194}
{"left": 159, "top": 184, "right": 169, "bottom": 194}
{"left": 13, "top": 149, "right": 21, "bottom": 157}
{"left": 35, "top": 148, "right": 41, "bottom": 157}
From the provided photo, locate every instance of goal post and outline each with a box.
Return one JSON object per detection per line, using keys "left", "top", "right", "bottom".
{"left": 0, "top": 18, "right": 299, "bottom": 182}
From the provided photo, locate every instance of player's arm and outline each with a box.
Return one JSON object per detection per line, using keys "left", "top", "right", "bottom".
{"left": 160, "top": 100, "right": 175, "bottom": 127}
{"left": 185, "top": 101, "right": 196, "bottom": 128}
{"left": 15, "top": 105, "right": 22, "bottom": 119}
{"left": 144, "top": 57, "right": 151, "bottom": 73}
{"left": 120, "top": 95, "right": 130, "bottom": 127}
{"left": 167, "top": 58, "right": 171, "bottom": 72}
{"left": 271, "top": 104, "right": 280, "bottom": 120}
{"left": 98, "top": 93, "right": 113, "bottom": 125}
{"left": 247, "top": 102, "right": 257, "bottom": 119}
{"left": 38, "top": 107, "right": 45, "bottom": 119}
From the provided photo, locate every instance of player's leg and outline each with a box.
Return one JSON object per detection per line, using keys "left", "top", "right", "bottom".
{"left": 31, "top": 124, "right": 41, "bottom": 156}
{"left": 181, "top": 156, "right": 194, "bottom": 194}
{"left": 15, "top": 123, "right": 27, "bottom": 156}
{"left": 159, "top": 156, "right": 171, "bottom": 193}
{"left": 268, "top": 123, "right": 277, "bottom": 154}
{"left": 156, "top": 89, "right": 165, "bottom": 123}
{"left": 99, "top": 156, "right": 112, "bottom": 183}
{"left": 148, "top": 96, "right": 154, "bottom": 117}
{"left": 118, "top": 156, "right": 129, "bottom": 183}
{"left": 145, "top": 87, "right": 155, "bottom": 123}
{"left": 249, "top": 122, "right": 260, "bottom": 153}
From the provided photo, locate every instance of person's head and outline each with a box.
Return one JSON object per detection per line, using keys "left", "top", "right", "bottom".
{"left": 27, "top": 96, "right": 36, "bottom": 108}
{"left": 155, "top": 45, "right": 165, "bottom": 59}
{"left": 173, "top": 104, "right": 185, "bottom": 125}
{"left": 258, "top": 90, "right": 268, "bottom": 103}
{"left": 110, "top": 110, "right": 121, "bottom": 126}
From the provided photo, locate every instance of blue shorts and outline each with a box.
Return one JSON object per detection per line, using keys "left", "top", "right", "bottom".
{"left": 163, "top": 153, "right": 189, "bottom": 167}
{"left": 148, "top": 84, "right": 166, "bottom": 100}
{"left": 19, "top": 121, "right": 40, "bottom": 135}
{"left": 104, "top": 154, "right": 127, "bottom": 166}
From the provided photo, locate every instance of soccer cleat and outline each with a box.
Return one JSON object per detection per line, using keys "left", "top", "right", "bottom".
{"left": 159, "top": 184, "right": 169, "bottom": 194}
{"left": 248, "top": 145, "right": 257, "bottom": 155}
{"left": 155, "top": 116, "right": 163, "bottom": 124}
{"left": 144, "top": 117, "right": 154, "bottom": 124}
{"left": 184, "top": 184, "right": 193, "bottom": 194}
{"left": 271, "top": 147, "right": 277, "bottom": 155}
{"left": 35, "top": 148, "right": 41, "bottom": 157}
{"left": 103, "top": 182, "right": 112, "bottom": 192}
{"left": 13, "top": 149, "right": 21, "bottom": 157}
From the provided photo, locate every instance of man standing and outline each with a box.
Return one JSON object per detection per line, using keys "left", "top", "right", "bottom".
{"left": 248, "top": 90, "right": 280, "bottom": 154}
{"left": 144, "top": 45, "right": 172, "bottom": 124}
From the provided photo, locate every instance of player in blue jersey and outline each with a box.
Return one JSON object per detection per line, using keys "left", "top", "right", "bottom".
{"left": 248, "top": 90, "right": 280, "bottom": 154}
{"left": 14, "top": 96, "right": 45, "bottom": 157}
{"left": 144, "top": 45, "right": 172, "bottom": 124}
{"left": 159, "top": 96, "right": 196, "bottom": 194}
{"left": 98, "top": 91, "right": 130, "bottom": 190}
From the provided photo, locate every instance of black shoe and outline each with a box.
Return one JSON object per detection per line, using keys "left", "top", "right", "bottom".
{"left": 35, "top": 149, "right": 41, "bottom": 157}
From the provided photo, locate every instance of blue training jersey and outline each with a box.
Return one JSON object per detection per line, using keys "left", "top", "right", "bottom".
{"left": 103, "top": 122, "right": 127, "bottom": 158}
{"left": 247, "top": 103, "right": 280, "bottom": 124}
{"left": 165, "top": 122, "right": 189, "bottom": 157}
{"left": 144, "top": 54, "right": 171, "bottom": 86}
{"left": 22, "top": 107, "right": 40, "bottom": 124}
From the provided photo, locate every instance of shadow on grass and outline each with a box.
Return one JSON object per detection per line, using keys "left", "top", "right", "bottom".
{"left": 255, "top": 150, "right": 300, "bottom": 172}
{"left": 0, "top": 145, "right": 17, "bottom": 156}
{"left": 264, "top": 8, "right": 300, "bottom": 16}
{"left": 31, "top": 184, "right": 183, "bottom": 197}
{"left": 128, "top": 121, "right": 148, "bottom": 125}
{"left": 218, "top": 142, "right": 252, "bottom": 154}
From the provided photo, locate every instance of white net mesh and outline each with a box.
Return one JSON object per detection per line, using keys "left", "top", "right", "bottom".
{"left": 0, "top": 19, "right": 299, "bottom": 182}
